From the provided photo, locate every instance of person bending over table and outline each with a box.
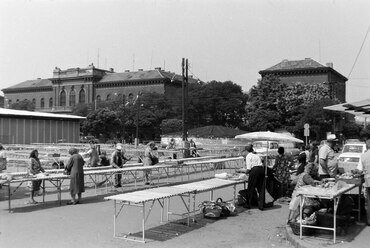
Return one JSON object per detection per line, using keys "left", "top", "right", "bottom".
{"left": 287, "top": 163, "right": 320, "bottom": 224}
{"left": 65, "top": 148, "right": 85, "bottom": 205}
{"left": 111, "top": 143, "right": 129, "bottom": 188}
{"left": 27, "top": 149, "right": 45, "bottom": 205}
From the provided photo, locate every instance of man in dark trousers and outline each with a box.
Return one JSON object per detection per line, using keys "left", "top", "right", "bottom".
{"left": 111, "top": 143, "right": 129, "bottom": 188}
{"left": 243, "top": 145, "right": 265, "bottom": 210}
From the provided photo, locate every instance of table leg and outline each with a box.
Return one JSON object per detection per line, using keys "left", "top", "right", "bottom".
{"left": 8, "top": 182, "right": 11, "bottom": 213}
{"left": 142, "top": 203, "right": 145, "bottom": 242}
{"left": 113, "top": 200, "right": 116, "bottom": 237}
{"left": 42, "top": 180, "right": 45, "bottom": 203}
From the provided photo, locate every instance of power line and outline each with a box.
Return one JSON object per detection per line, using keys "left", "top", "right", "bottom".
{"left": 348, "top": 25, "right": 370, "bottom": 78}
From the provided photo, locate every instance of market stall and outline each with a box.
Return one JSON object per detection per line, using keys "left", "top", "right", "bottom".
{"left": 296, "top": 181, "right": 356, "bottom": 243}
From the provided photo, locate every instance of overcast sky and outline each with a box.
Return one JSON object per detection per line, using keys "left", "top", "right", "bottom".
{"left": 1, "top": 0, "right": 369, "bottom": 102}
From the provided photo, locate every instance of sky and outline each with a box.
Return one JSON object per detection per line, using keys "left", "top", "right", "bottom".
{"left": 0, "top": 0, "right": 369, "bottom": 102}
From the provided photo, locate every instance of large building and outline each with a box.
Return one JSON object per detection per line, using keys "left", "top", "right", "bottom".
{"left": 2, "top": 64, "right": 190, "bottom": 113}
{"left": 259, "top": 58, "right": 347, "bottom": 102}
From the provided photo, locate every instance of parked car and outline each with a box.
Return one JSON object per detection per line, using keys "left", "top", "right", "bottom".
{"left": 338, "top": 142, "right": 366, "bottom": 173}
{"left": 79, "top": 136, "right": 100, "bottom": 143}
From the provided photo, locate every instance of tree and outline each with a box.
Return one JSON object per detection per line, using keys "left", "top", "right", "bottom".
{"left": 245, "top": 75, "right": 287, "bottom": 131}
{"left": 160, "top": 119, "right": 183, "bottom": 134}
{"left": 293, "top": 98, "right": 340, "bottom": 141}
{"left": 9, "top": 99, "right": 35, "bottom": 111}
{"left": 342, "top": 121, "right": 362, "bottom": 139}
{"left": 71, "top": 103, "right": 91, "bottom": 117}
{"left": 81, "top": 108, "right": 121, "bottom": 141}
{"left": 188, "top": 80, "right": 247, "bottom": 128}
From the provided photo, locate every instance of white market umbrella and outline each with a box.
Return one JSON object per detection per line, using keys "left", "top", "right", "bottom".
{"left": 235, "top": 131, "right": 303, "bottom": 209}
{"left": 235, "top": 131, "right": 304, "bottom": 143}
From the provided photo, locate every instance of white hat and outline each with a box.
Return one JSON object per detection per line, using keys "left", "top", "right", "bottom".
{"left": 327, "top": 134, "right": 337, "bottom": 141}
{"left": 116, "top": 144, "right": 123, "bottom": 150}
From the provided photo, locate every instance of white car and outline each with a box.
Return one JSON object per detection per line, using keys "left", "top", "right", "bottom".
{"left": 338, "top": 142, "right": 366, "bottom": 173}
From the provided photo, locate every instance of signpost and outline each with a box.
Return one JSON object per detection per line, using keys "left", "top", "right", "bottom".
{"left": 304, "top": 123, "right": 310, "bottom": 145}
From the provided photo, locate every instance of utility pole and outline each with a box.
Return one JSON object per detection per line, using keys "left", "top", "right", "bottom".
{"left": 182, "top": 58, "right": 190, "bottom": 158}
{"left": 182, "top": 58, "right": 188, "bottom": 141}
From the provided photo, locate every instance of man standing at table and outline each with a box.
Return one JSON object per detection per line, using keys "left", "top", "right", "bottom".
{"left": 111, "top": 143, "right": 129, "bottom": 188}
{"left": 358, "top": 139, "right": 370, "bottom": 226}
{"left": 318, "top": 134, "right": 338, "bottom": 179}
{"left": 243, "top": 145, "right": 265, "bottom": 210}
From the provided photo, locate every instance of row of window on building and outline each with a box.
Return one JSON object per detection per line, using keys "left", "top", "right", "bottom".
{"left": 8, "top": 90, "right": 137, "bottom": 109}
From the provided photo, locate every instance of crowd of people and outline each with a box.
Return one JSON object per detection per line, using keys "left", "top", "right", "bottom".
{"left": 239, "top": 134, "right": 370, "bottom": 226}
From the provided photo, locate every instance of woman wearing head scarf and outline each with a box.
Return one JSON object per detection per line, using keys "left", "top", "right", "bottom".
{"left": 287, "top": 163, "right": 320, "bottom": 224}
{"left": 143, "top": 141, "right": 158, "bottom": 185}
{"left": 27, "top": 149, "right": 45, "bottom": 204}
{"left": 65, "top": 148, "right": 85, "bottom": 205}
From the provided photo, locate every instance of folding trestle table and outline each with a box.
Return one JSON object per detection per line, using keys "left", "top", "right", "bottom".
{"left": 104, "top": 186, "right": 196, "bottom": 243}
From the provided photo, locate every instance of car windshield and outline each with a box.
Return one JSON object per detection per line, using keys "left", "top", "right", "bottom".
{"left": 342, "top": 145, "right": 363, "bottom": 153}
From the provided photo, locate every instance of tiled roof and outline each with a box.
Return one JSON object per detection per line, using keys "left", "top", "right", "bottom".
{"left": 4, "top": 78, "right": 52, "bottom": 89}
{"left": 99, "top": 70, "right": 166, "bottom": 83}
{"left": 263, "top": 58, "right": 326, "bottom": 71}
{"left": 0, "top": 107, "right": 85, "bottom": 119}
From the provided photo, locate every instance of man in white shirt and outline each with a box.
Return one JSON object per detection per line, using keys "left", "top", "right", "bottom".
{"left": 243, "top": 145, "right": 265, "bottom": 210}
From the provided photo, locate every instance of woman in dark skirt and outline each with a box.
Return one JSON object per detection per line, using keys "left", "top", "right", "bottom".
{"left": 65, "top": 148, "right": 85, "bottom": 205}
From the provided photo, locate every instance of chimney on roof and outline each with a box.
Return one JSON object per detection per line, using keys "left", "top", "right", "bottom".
{"left": 138, "top": 69, "right": 143, "bottom": 71}
{"left": 154, "top": 67, "right": 162, "bottom": 70}
{"left": 37, "top": 78, "right": 41, "bottom": 80}
{"left": 326, "top": 62, "right": 333, "bottom": 68}
{"left": 109, "top": 68, "right": 114, "bottom": 72}
{"left": 124, "top": 70, "right": 130, "bottom": 72}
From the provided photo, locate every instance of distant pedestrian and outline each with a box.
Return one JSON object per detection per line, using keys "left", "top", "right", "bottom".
{"left": 166, "top": 138, "right": 177, "bottom": 159}
{"left": 0, "top": 144, "right": 7, "bottom": 173}
{"left": 84, "top": 141, "right": 99, "bottom": 167}
{"left": 65, "top": 148, "right": 85, "bottom": 205}
{"left": 143, "top": 141, "right": 158, "bottom": 185}
{"left": 190, "top": 139, "right": 198, "bottom": 157}
{"left": 99, "top": 151, "right": 110, "bottom": 166}
{"left": 111, "top": 143, "right": 129, "bottom": 187}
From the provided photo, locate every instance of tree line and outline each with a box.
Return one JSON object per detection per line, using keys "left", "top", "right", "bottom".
{"left": 9, "top": 75, "right": 366, "bottom": 142}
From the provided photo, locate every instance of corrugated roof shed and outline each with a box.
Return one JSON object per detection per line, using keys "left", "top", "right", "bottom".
{"left": 0, "top": 107, "right": 85, "bottom": 120}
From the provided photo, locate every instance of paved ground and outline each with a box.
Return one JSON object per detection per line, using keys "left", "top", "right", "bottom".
{"left": 1, "top": 175, "right": 369, "bottom": 248}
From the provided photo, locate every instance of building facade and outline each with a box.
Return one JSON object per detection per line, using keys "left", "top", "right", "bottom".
{"left": 2, "top": 64, "right": 187, "bottom": 113}
{"left": 259, "top": 58, "right": 347, "bottom": 102}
